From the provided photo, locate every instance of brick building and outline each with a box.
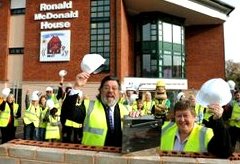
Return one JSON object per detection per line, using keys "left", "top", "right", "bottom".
{"left": 0, "top": 0, "right": 234, "bottom": 108}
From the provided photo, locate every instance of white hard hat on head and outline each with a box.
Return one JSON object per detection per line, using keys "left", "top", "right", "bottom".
{"left": 80, "top": 54, "right": 106, "bottom": 74}
{"left": 177, "top": 92, "right": 185, "bottom": 101}
{"left": 31, "top": 93, "right": 39, "bottom": 101}
{"left": 227, "top": 80, "right": 236, "bottom": 90}
{"left": 2, "top": 88, "right": 11, "bottom": 98}
{"left": 46, "top": 87, "right": 53, "bottom": 92}
{"left": 196, "top": 78, "right": 232, "bottom": 107}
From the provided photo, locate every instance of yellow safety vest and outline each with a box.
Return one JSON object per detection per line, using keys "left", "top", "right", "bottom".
{"left": 39, "top": 106, "right": 49, "bottom": 128}
{"left": 45, "top": 115, "right": 61, "bottom": 140}
{"left": 195, "top": 103, "right": 204, "bottom": 124}
{"left": 82, "top": 100, "right": 129, "bottom": 146}
{"left": 161, "top": 121, "right": 213, "bottom": 152}
{"left": 229, "top": 101, "right": 240, "bottom": 128}
{"left": 0, "top": 103, "right": 19, "bottom": 127}
{"left": 143, "top": 100, "right": 155, "bottom": 115}
{"left": 203, "top": 108, "right": 213, "bottom": 122}
{"left": 23, "top": 104, "right": 41, "bottom": 127}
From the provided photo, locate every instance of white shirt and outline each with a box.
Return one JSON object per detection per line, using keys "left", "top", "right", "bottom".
{"left": 173, "top": 131, "right": 189, "bottom": 151}
{"left": 108, "top": 105, "right": 115, "bottom": 125}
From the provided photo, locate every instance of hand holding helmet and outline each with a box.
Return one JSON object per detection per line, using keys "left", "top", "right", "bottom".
{"left": 208, "top": 104, "right": 224, "bottom": 120}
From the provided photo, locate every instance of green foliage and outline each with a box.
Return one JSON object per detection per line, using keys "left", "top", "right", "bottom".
{"left": 225, "top": 60, "right": 240, "bottom": 89}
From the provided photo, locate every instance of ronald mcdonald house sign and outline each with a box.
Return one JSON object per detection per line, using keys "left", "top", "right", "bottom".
{"left": 34, "top": 1, "right": 77, "bottom": 62}
{"left": 34, "top": 1, "right": 78, "bottom": 30}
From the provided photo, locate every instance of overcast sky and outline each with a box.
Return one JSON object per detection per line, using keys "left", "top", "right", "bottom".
{"left": 223, "top": 0, "right": 240, "bottom": 62}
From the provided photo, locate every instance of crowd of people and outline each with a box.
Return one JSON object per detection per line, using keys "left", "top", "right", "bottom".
{"left": 0, "top": 72, "right": 239, "bottom": 159}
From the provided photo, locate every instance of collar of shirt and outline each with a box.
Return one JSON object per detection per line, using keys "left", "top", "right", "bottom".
{"left": 173, "top": 131, "right": 189, "bottom": 151}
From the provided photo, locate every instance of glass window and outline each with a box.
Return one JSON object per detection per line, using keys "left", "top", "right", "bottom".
{"left": 90, "top": 0, "right": 110, "bottom": 72}
{"left": 143, "top": 23, "right": 151, "bottom": 41}
{"left": 140, "top": 17, "right": 185, "bottom": 78}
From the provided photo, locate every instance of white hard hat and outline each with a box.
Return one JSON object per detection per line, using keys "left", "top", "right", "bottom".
{"left": 227, "top": 80, "right": 236, "bottom": 90}
{"left": 177, "top": 92, "right": 185, "bottom": 101}
{"left": 126, "top": 86, "right": 136, "bottom": 91}
{"left": 32, "top": 90, "right": 41, "bottom": 96}
{"left": 31, "top": 93, "right": 39, "bottom": 101}
{"left": 196, "top": 78, "right": 232, "bottom": 107}
{"left": 46, "top": 99, "right": 55, "bottom": 109}
{"left": 80, "top": 54, "right": 106, "bottom": 74}
{"left": 46, "top": 86, "right": 53, "bottom": 92}
{"left": 59, "top": 69, "right": 67, "bottom": 77}
{"left": 2, "top": 88, "right": 11, "bottom": 98}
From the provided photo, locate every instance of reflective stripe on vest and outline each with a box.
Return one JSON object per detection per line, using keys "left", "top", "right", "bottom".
{"left": 83, "top": 100, "right": 103, "bottom": 135}
{"left": 45, "top": 115, "right": 60, "bottom": 140}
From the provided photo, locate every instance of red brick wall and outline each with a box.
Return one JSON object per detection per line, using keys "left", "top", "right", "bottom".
{"left": 185, "top": 25, "right": 225, "bottom": 89}
{"left": 116, "top": 0, "right": 135, "bottom": 81}
{"left": 0, "top": 1, "right": 10, "bottom": 81}
{"left": 23, "top": 0, "right": 112, "bottom": 82}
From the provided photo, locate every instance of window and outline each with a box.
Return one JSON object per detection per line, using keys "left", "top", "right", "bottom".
{"left": 10, "top": 0, "right": 26, "bottom": 15}
{"left": 9, "top": 48, "right": 24, "bottom": 55}
{"left": 140, "top": 16, "right": 185, "bottom": 78}
{"left": 90, "top": 0, "right": 110, "bottom": 71}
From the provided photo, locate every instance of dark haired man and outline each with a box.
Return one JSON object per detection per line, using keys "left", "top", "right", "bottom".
{"left": 62, "top": 72, "right": 129, "bottom": 147}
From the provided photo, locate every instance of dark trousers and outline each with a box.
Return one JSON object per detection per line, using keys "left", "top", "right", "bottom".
{"left": 24, "top": 123, "right": 36, "bottom": 140}
{"left": 229, "top": 126, "right": 240, "bottom": 150}
{"left": 1, "top": 124, "right": 15, "bottom": 144}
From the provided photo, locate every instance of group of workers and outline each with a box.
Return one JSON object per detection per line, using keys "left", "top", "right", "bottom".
{"left": 0, "top": 71, "right": 239, "bottom": 159}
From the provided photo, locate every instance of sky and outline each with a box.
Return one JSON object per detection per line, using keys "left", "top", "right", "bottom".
{"left": 223, "top": 0, "right": 240, "bottom": 62}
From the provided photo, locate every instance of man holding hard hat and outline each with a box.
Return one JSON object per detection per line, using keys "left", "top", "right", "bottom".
{"left": 62, "top": 54, "right": 130, "bottom": 147}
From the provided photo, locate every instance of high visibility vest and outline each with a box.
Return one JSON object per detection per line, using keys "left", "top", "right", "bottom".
{"left": 203, "top": 108, "right": 213, "bottom": 122}
{"left": 161, "top": 121, "right": 213, "bottom": 152}
{"left": 23, "top": 104, "right": 41, "bottom": 127}
{"left": 39, "top": 106, "right": 49, "bottom": 128}
{"left": 45, "top": 115, "right": 61, "bottom": 140}
{"left": 82, "top": 100, "right": 129, "bottom": 146}
{"left": 229, "top": 101, "right": 240, "bottom": 128}
{"left": 65, "top": 102, "right": 82, "bottom": 128}
{"left": 195, "top": 103, "right": 204, "bottom": 124}
{"left": 143, "top": 100, "right": 155, "bottom": 115}
{"left": 0, "top": 103, "right": 19, "bottom": 127}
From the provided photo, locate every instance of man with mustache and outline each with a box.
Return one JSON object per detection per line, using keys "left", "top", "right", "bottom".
{"left": 61, "top": 72, "right": 129, "bottom": 147}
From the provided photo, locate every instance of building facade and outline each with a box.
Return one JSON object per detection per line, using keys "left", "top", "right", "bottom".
{"left": 0, "top": 0, "right": 234, "bottom": 108}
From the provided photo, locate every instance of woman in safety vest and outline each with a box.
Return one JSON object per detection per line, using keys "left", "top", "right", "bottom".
{"left": 23, "top": 93, "right": 41, "bottom": 140}
{"left": 0, "top": 93, "right": 21, "bottom": 143}
{"left": 161, "top": 100, "right": 233, "bottom": 158}
{"left": 38, "top": 95, "right": 48, "bottom": 141}
{"left": 45, "top": 107, "right": 61, "bottom": 142}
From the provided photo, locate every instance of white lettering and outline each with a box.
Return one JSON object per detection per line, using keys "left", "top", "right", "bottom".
{"left": 40, "top": 21, "right": 71, "bottom": 30}
{"left": 40, "top": 1, "right": 72, "bottom": 11}
{"left": 34, "top": 11, "right": 79, "bottom": 20}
